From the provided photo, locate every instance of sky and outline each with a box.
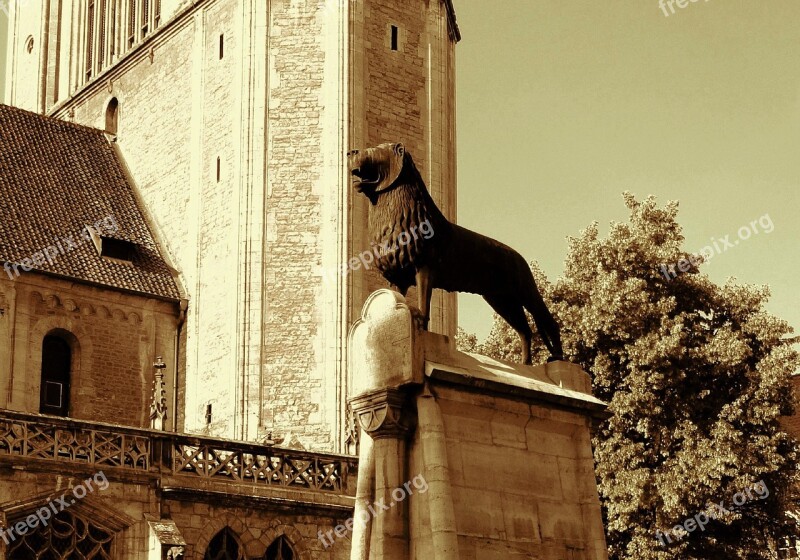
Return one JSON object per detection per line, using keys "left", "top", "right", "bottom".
{"left": 454, "top": 0, "right": 800, "bottom": 342}
{"left": 0, "top": 2, "right": 797, "bottom": 345}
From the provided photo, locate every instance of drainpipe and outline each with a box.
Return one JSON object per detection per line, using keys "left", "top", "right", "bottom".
{"left": 172, "top": 299, "right": 187, "bottom": 432}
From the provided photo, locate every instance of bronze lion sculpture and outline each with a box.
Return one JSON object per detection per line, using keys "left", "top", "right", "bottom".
{"left": 348, "top": 142, "right": 563, "bottom": 365}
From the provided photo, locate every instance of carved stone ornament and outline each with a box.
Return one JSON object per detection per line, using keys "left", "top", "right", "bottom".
{"left": 349, "top": 388, "right": 415, "bottom": 439}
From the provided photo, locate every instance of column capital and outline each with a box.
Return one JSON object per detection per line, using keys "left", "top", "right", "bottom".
{"left": 349, "top": 388, "right": 415, "bottom": 439}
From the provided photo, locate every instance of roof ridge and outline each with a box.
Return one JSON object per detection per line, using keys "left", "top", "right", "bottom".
{"left": 0, "top": 103, "right": 106, "bottom": 137}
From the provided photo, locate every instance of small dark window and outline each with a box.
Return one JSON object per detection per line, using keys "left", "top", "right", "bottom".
{"left": 390, "top": 25, "right": 398, "bottom": 51}
{"left": 105, "top": 97, "right": 119, "bottom": 135}
{"left": 216, "top": 157, "right": 221, "bottom": 182}
{"left": 219, "top": 34, "right": 224, "bottom": 59}
{"left": 204, "top": 529, "right": 243, "bottom": 560}
{"left": 100, "top": 237, "right": 135, "bottom": 261}
{"left": 206, "top": 404, "right": 212, "bottom": 424}
{"left": 40, "top": 335, "right": 71, "bottom": 417}
{"left": 265, "top": 536, "right": 295, "bottom": 560}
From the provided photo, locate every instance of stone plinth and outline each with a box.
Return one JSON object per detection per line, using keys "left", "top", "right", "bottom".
{"left": 348, "top": 289, "right": 609, "bottom": 560}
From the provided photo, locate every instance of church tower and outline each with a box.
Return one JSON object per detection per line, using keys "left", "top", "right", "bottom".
{"left": 3, "top": 0, "right": 459, "bottom": 452}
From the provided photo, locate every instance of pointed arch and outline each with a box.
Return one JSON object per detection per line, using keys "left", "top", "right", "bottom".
{"left": 263, "top": 535, "right": 296, "bottom": 560}
{"left": 204, "top": 527, "right": 245, "bottom": 560}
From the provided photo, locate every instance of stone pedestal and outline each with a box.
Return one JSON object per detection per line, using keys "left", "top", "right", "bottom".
{"left": 348, "top": 290, "right": 609, "bottom": 560}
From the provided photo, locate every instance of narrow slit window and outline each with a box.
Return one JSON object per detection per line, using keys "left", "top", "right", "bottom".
{"left": 390, "top": 25, "right": 398, "bottom": 51}
{"left": 141, "top": 0, "right": 149, "bottom": 37}
{"left": 85, "top": 0, "right": 95, "bottom": 80}
{"left": 219, "top": 34, "right": 224, "bottom": 59}
{"left": 109, "top": 0, "right": 117, "bottom": 56}
{"left": 98, "top": 0, "right": 107, "bottom": 69}
{"left": 128, "top": 0, "right": 136, "bottom": 47}
{"left": 216, "top": 157, "right": 221, "bottom": 182}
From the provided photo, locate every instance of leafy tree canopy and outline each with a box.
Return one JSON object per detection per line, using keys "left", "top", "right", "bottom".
{"left": 459, "top": 193, "right": 799, "bottom": 559}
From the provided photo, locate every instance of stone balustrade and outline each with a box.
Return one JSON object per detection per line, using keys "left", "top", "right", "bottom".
{"left": 0, "top": 409, "right": 358, "bottom": 498}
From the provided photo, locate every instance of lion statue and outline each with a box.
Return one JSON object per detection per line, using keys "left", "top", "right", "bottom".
{"left": 348, "top": 142, "right": 563, "bottom": 365}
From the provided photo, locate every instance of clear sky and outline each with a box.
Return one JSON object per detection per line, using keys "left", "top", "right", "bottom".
{"left": 454, "top": 0, "right": 800, "bottom": 342}
{"left": 0, "top": 3, "right": 797, "bottom": 345}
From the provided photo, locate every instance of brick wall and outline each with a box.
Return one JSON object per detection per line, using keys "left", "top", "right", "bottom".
{"left": 0, "top": 274, "right": 179, "bottom": 427}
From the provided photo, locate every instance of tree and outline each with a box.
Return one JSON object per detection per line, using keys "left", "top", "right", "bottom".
{"left": 460, "top": 194, "right": 799, "bottom": 559}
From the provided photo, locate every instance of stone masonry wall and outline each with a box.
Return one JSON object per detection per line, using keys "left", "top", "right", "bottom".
{"left": 349, "top": 0, "right": 458, "bottom": 340}
{"left": 0, "top": 466, "right": 354, "bottom": 559}
{"left": 48, "top": 1, "right": 244, "bottom": 439}
{"left": 420, "top": 384, "right": 608, "bottom": 559}
{"left": 0, "top": 274, "right": 179, "bottom": 427}
{"left": 262, "top": 0, "right": 333, "bottom": 451}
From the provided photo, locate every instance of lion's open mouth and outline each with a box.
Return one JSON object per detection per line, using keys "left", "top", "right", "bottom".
{"left": 350, "top": 167, "right": 381, "bottom": 189}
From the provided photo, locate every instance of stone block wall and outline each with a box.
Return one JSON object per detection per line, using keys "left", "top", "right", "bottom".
{"left": 6, "top": 0, "right": 460, "bottom": 453}
{"left": 348, "top": 0, "right": 458, "bottom": 340}
{"left": 0, "top": 464, "right": 356, "bottom": 559}
{"left": 0, "top": 274, "right": 180, "bottom": 427}
{"left": 422, "top": 385, "right": 607, "bottom": 559}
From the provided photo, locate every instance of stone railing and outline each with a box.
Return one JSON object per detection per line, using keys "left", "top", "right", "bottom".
{"left": 0, "top": 409, "right": 357, "bottom": 497}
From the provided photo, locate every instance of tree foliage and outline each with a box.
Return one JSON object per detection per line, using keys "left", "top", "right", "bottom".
{"left": 460, "top": 194, "right": 799, "bottom": 559}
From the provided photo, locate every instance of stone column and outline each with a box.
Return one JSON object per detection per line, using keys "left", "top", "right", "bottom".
{"left": 350, "top": 388, "right": 415, "bottom": 559}
{"left": 415, "top": 384, "right": 459, "bottom": 559}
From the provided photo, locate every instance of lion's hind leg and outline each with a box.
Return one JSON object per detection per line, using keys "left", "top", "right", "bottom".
{"left": 524, "top": 288, "right": 564, "bottom": 362}
{"left": 482, "top": 295, "right": 532, "bottom": 365}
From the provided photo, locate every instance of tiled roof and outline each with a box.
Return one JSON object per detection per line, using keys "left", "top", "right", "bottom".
{"left": 0, "top": 104, "right": 181, "bottom": 300}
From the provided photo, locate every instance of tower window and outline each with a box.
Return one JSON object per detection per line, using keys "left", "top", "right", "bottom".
{"left": 109, "top": 0, "right": 117, "bottom": 56}
{"left": 206, "top": 404, "right": 213, "bottom": 424}
{"left": 86, "top": 0, "right": 95, "bottom": 79}
{"left": 98, "top": 0, "right": 107, "bottom": 68}
{"left": 141, "top": 0, "right": 150, "bottom": 37}
{"left": 25, "top": 36, "right": 34, "bottom": 54}
{"left": 128, "top": 0, "right": 136, "bottom": 47}
{"left": 219, "top": 34, "right": 224, "bottom": 59}
{"left": 390, "top": 25, "right": 398, "bottom": 51}
{"left": 216, "top": 157, "right": 221, "bottom": 182}
{"left": 105, "top": 97, "right": 119, "bottom": 136}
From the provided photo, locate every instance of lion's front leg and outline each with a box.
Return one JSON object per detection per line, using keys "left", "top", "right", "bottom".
{"left": 416, "top": 267, "right": 433, "bottom": 330}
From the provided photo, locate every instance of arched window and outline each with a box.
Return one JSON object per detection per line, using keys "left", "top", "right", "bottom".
{"left": 204, "top": 528, "right": 244, "bottom": 560}
{"left": 105, "top": 97, "right": 119, "bottom": 136}
{"left": 40, "top": 334, "right": 72, "bottom": 417}
{"left": 264, "top": 536, "right": 295, "bottom": 560}
{"left": 6, "top": 510, "right": 113, "bottom": 559}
